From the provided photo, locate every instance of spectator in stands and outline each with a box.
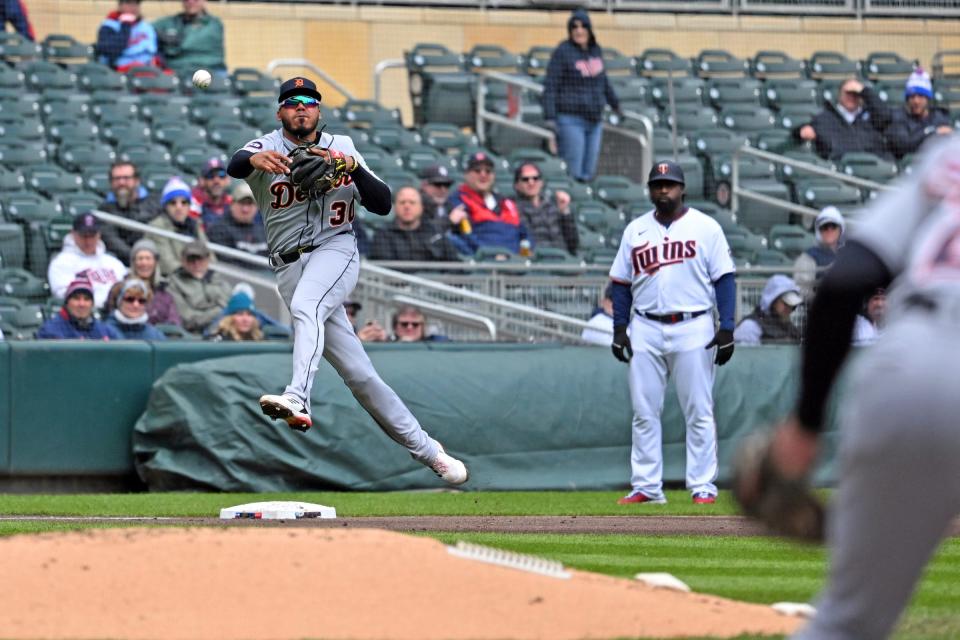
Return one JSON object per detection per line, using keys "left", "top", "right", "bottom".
{"left": 1, "top": 0, "right": 35, "bottom": 41}
{"left": 391, "top": 305, "right": 447, "bottom": 343}
{"left": 201, "top": 282, "right": 284, "bottom": 337}
{"left": 149, "top": 176, "right": 212, "bottom": 276}
{"left": 48, "top": 213, "right": 128, "bottom": 309}
{"left": 37, "top": 275, "right": 122, "bottom": 340}
{"left": 734, "top": 274, "right": 803, "bottom": 346}
{"left": 853, "top": 288, "right": 886, "bottom": 347}
{"left": 447, "top": 152, "right": 530, "bottom": 256}
{"left": 542, "top": 7, "right": 621, "bottom": 183}
{"left": 191, "top": 157, "right": 232, "bottom": 228}
{"left": 863, "top": 68, "right": 953, "bottom": 160}
{"left": 344, "top": 300, "right": 388, "bottom": 343}
{"left": 512, "top": 162, "right": 579, "bottom": 256}
{"left": 99, "top": 161, "right": 162, "bottom": 264}
{"left": 581, "top": 283, "right": 614, "bottom": 346}
{"left": 795, "top": 77, "right": 891, "bottom": 162}
{"left": 103, "top": 239, "right": 181, "bottom": 326}
{"left": 369, "top": 187, "right": 460, "bottom": 263}
{"left": 794, "top": 206, "right": 845, "bottom": 299}
{"left": 419, "top": 164, "right": 456, "bottom": 229}
{"left": 95, "top": 0, "right": 161, "bottom": 72}
{"left": 206, "top": 181, "right": 268, "bottom": 264}
{"left": 153, "top": 0, "right": 226, "bottom": 78}
{"left": 104, "top": 278, "right": 166, "bottom": 340}
{"left": 167, "top": 240, "right": 231, "bottom": 334}
{"left": 208, "top": 291, "right": 263, "bottom": 342}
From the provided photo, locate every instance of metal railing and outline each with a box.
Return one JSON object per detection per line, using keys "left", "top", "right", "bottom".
{"left": 731, "top": 146, "right": 893, "bottom": 225}
{"left": 266, "top": 59, "right": 355, "bottom": 103}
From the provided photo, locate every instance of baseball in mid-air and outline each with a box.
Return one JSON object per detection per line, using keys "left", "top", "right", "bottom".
{"left": 192, "top": 69, "right": 212, "bottom": 89}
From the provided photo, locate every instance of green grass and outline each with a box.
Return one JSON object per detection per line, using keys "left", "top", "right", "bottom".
{"left": 0, "top": 490, "right": 763, "bottom": 517}
{"left": 0, "top": 491, "right": 956, "bottom": 639}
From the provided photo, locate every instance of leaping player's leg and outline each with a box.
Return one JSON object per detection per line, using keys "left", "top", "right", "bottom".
{"left": 322, "top": 305, "right": 468, "bottom": 485}
{"left": 260, "top": 235, "right": 357, "bottom": 432}
{"left": 621, "top": 316, "right": 668, "bottom": 504}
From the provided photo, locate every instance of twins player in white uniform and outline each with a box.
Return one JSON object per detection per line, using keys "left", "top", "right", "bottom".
{"left": 609, "top": 161, "right": 736, "bottom": 505}
{"left": 227, "top": 77, "right": 468, "bottom": 485}
{"left": 757, "top": 135, "right": 960, "bottom": 639}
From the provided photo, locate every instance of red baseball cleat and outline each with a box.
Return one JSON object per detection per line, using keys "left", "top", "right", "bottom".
{"left": 692, "top": 492, "right": 717, "bottom": 504}
{"left": 617, "top": 491, "right": 667, "bottom": 505}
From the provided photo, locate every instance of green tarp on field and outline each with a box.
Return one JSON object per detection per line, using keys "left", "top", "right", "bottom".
{"left": 133, "top": 344, "right": 839, "bottom": 492}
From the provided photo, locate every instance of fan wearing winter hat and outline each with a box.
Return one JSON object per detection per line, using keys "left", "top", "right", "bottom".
{"left": 209, "top": 291, "right": 263, "bottom": 342}
{"left": 36, "top": 273, "right": 122, "bottom": 340}
{"left": 147, "top": 176, "right": 214, "bottom": 276}
{"left": 886, "top": 68, "right": 953, "bottom": 158}
{"left": 793, "top": 206, "right": 845, "bottom": 299}
{"left": 104, "top": 278, "right": 166, "bottom": 340}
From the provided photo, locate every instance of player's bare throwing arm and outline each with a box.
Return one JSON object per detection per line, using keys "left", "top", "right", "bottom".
{"left": 735, "top": 134, "right": 960, "bottom": 639}
{"left": 227, "top": 77, "right": 468, "bottom": 485}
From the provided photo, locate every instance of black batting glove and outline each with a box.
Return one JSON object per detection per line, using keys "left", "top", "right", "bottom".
{"left": 611, "top": 326, "right": 633, "bottom": 363}
{"left": 705, "top": 328, "right": 735, "bottom": 366}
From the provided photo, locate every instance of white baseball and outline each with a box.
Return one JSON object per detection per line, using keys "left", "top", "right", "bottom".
{"left": 192, "top": 69, "right": 212, "bottom": 89}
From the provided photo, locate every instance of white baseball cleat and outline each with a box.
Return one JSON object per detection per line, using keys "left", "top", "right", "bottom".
{"left": 430, "top": 445, "right": 469, "bottom": 485}
{"left": 259, "top": 394, "right": 312, "bottom": 433}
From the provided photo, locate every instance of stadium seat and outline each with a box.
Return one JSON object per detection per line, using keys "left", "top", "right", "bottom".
{"left": 0, "top": 33, "right": 42, "bottom": 63}
{"left": 839, "top": 152, "right": 898, "bottom": 183}
{"left": 230, "top": 67, "right": 279, "bottom": 96}
{"left": 694, "top": 49, "right": 748, "bottom": 78}
{"left": 0, "top": 167, "right": 26, "bottom": 193}
{"left": 46, "top": 120, "right": 99, "bottom": 147}
{"left": 406, "top": 43, "right": 474, "bottom": 127}
{"left": 44, "top": 215, "right": 75, "bottom": 252}
{"left": 1, "top": 120, "right": 45, "bottom": 144}
{"left": 1, "top": 192, "right": 61, "bottom": 222}
{"left": 403, "top": 149, "right": 454, "bottom": 175}
{"left": 472, "top": 245, "right": 517, "bottom": 262}
{"left": 521, "top": 45, "right": 554, "bottom": 76}
{"left": 190, "top": 96, "right": 241, "bottom": 125}
{"left": 933, "top": 79, "right": 960, "bottom": 109}
{"left": 99, "top": 121, "right": 151, "bottom": 147}
{"left": 183, "top": 72, "right": 232, "bottom": 95}
{"left": 172, "top": 144, "right": 221, "bottom": 175}
{"left": 0, "top": 95, "right": 40, "bottom": 121}
{"left": 74, "top": 62, "right": 126, "bottom": 93}
{"left": 58, "top": 192, "right": 102, "bottom": 217}
{"left": 125, "top": 67, "right": 179, "bottom": 93}
{"left": 58, "top": 142, "right": 116, "bottom": 173}
{"left": 592, "top": 176, "right": 646, "bottom": 211}
{"left": 735, "top": 179, "right": 792, "bottom": 233}
{"left": 420, "top": 124, "right": 477, "bottom": 155}
{"left": 763, "top": 79, "right": 819, "bottom": 110}
{"left": 0, "top": 222, "right": 25, "bottom": 268}
{"left": 686, "top": 200, "right": 738, "bottom": 232}
{"left": 139, "top": 100, "right": 189, "bottom": 124}
{"left": 706, "top": 78, "right": 762, "bottom": 109}
{"left": 690, "top": 129, "right": 749, "bottom": 158}
{"left": 21, "top": 60, "right": 76, "bottom": 93}
{"left": 207, "top": 122, "right": 260, "bottom": 151}
{"left": 672, "top": 155, "right": 706, "bottom": 199}
{"left": 720, "top": 105, "right": 777, "bottom": 133}
{"left": 0, "top": 66, "right": 24, "bottom": 90}
{"left": 650, "top": 76, "right": 705, "bottom": 109}
{"left": 117, "top": 142, "right": 173, "bottom": 168}
{"left": 602, "top": 47, "right": 637, "bottom": 76}
{"left": 41, "top": 34, "right": 92, "bottom": 66}
{"left": 709, "top": 155, "right": 777, "bottom": 208}
{"left": 544, "top": 176, "right": 593, "bottom": 203}
{"left": 652, "top": 129, "right": 690, "bottom": 156}
{"left": 862, "top": 51, "right": 914, "bottom": 84}
{"left": 337, "top": 99, "right": 401, "bottom": 129}
{"left": 637, "top": 48, "right": 692, "bottom": 77}
{"left": 140, "top": 166, "right": 180, "bottom": 192}
{"left": 377, "top": 168, "right": 419, "bottom": 190}
{"left": 90, "top": 101, "right": 139, "bottom": 124}
{"left": 367, "top": 125, "right": 422, "bottom": 154}
{"left": 750, "top": 50, "right": 806, "bottom": 80}
{"left": 354, "top": 147, "right": 403, "bottom": 175}
{"left": 667, "top": 106, "right": 718, "bottom": 133}
{"left": 576, "top": 201, "right": 624, "bottom": 234}
{"left": 81, "top": 166, "right": 113, "bottom": 196}
{"left": 507, "top": 148, "right": 566, "bottom": 178}
{"left": 777, "top": 104, "right": 820, "bottom": 131}
{"left": 0, "top": 145, "right": 49, "bottom": 170}
{"left": 464, "top": 44, "right": 522, "bottom": 73}
{"left": 23, "top": 165, "right": 83, "bottom": 199}
{"left": 795, "top": 178, "right": 864, "bottom": 209}
{"left": 608, "top": 76, "right": 653, "bottom": 107}
{"left": 151, "top": 121, "right": 206, "bottom": 148}
{"left": 806, "top": 51, "right": 861, "bottom": 80}
{"left": 241, "top": 100, "right": 278, "bottom": 130}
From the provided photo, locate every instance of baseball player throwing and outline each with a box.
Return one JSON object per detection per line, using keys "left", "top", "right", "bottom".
{"left": 609, "top": 161, "right": 736, "bottom": 505}
{"left": 736, "top": 135, "right": 960, "bottom": 638}
{"left": 226, "top": 77, "right": 468, "bottom": 485}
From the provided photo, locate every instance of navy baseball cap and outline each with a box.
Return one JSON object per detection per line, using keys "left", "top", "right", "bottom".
{"left": 73, "top": 212, "right": 100, "bottom": 234}
{"left": 278, "top": 77, "right": 322, "bottom": 104}
{"left": 465, "top": 151, "right": 495, "bottom": 171}
{"left": 647, "top": 161, "right": 685, "bottom": 186}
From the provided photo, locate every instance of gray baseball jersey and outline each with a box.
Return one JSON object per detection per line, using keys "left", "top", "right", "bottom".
{"left": 238, "top": 129, "right": 376, "bottom": 255}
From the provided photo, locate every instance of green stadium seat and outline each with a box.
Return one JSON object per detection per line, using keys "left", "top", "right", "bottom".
{"left": 58, "top": 191, "right": 102, "bottom": 217}
{"left": 0, "top": 222, "right": 25, "bottom": 268}
{"left": 190, "top": 95, "right": 241, "bottom": 125}
{"left": 750, "top": 50, "right": 806, "bottom": 80}
{"left": 720, "top": 105, "right": 777, "bottom": 133}
{"left": 0, "top": 167, "right": 25, "bottom": 193}
{"left": 672, "top": 155, "right": 706, "bottom": 199}
{"left": 0, "top": 65, "right": 24, "bottom": 90}
{"left": 735, "top": 179, "right": 792, "bottom": 233}
{"left": 21, "top": 60, "right": 76, "bottom": 93}
{"left": 707, "top": 77, "right": 763, "bottom": 109}
{"left": 464, "top": 44, "right": 522, "bottom": 73}
{"left": 44, "top": 215, "right": 75, "bottom": 251}
{"left": 806, "top": 51, "right": 861, "bottom": 80}
{"left": 763, "top": 78, "right": 819, "bottom": 111}
{"left": 230, "top": 68, "right": 279, "bottom": 96}
{"left": 354, "top": 147, "right": 403, "bottom": 175}
{"left": 472, "top": 245, "right": 517, "bottom": 262}
{"left": 117, "top": 142, "right": 173, "bottom": 168}
{"left": 90, "top": 101, "right": 139, "bottom": 124}
{"left": 776, "top": 149, "right": 836, "bottom": 186}
{"left": 207, "top": 122, "right": 260, "bottom": 151}
{"left": 74, "top": 62, "right": 126, "bottom": 93}
{"left": 651, "top": 76, "right": 705, "bottom": 109}
{"left": 862, "top": 51, "right": 914, "bottom": 84}
{"left": 172, "top": 144, "right": 221, "bottom": 175}
{"left": 840, "top": 152, "right": 898, "bottom": 184}
{"left": 377, "top": 168, "right": 419, "bottom": 190}
{"left": 708, "top": 154, "right": 777, "bottom": 207}
{"left": 41, "top": 34, "right": 92, "bottom": 65}
{"left": 576, "top": 201, "right": 624, "bottom": 234}
{"left": 336, "top": 99, "right": 401, "bottom": 129}
{"left": 0, "top": 145, "right": 49, "bottom": 170}
{"left": 795, "top": 178, "right": 863, "bottom": 209}
{"left": 183, "top": 72, "right": 232, "bottom": 95}
{"left": 652, "top": 128, "right": 691, "bottom": 157}
{"left": 151, "top": 121, "right": 206, "bottom": 149}
{"left": 694, "top": 49, "right": 748, "bottom": 78}
{"left": 507, "top": 148, "right": 566, "bottom": 179}
{"left": 690, "top": 128, "right": 749, "bottom": 158}
{"left": 544, "top": 176, "right": 593, "bottom": 203}
{"left": 750, "top": 248, "right": 793, "bottom": 267}
{"left": 593, "top": 176, "right": 647, "bottom": 211}
{"left": 0, "top": 267, "right": 50, "bottom": 301}
{"left": 667, "top": 106, "right": 718, "bottom": 133}
{"left": 933, "top": 79, "right": 960, "bottom": 109}
{"left": 0, "top": 96, "right": 41, "bottom": 120}
{"left": 751, "top": 129, "right": 794, "bottom": 154}
{"left": 370, "top": 126, "right": 425, "bottom": 154}
{"left": 686, "top": 200, "right": 739, "bottom": 232}
{"left": 1, "top": 120, "right": 45, "bottom": 143}
{"left": 777, "top": 104, "right": 820, "bottom": 131}
{"left": 609, "top": 75, "right": 654, "bottom": 107}
{"left": 420, "top": 124, "right": 477, "bottom": 155}
{"left": 521, "top": 45, "right": 553, "bottom": 76}
{"left": 602, "top": 47, "right": 637, "bottom": 76}
{"left": 403, "top": 149, "right": 452, "bottom": 175}
{"left": 140, "top": 166, "right": 180, "bottom": 192}
{"left": 81, "top": 166, "right": 113, "bottom": 196}
{"left": 99, "top": 121, "right": 151, "bottom": 147}
{"left": 638, "top": 48, "right": 692, "bottom": 78}
{"left": 241, "top": 100, "right": 278, "bottom": 130}
{"left": 406, "top": 44, "right": 474, "bottom": 127}
{"left": 0, "top": 33, "right": 42, "bottom": 63}
{"left": 58, "top": 142, "right": 116, "bottom": 173}
{"left": 23, "top": 165, "right": 84, "bottom": 198}
{"left": 126, "top": 67, "right": 179, "bottom": 93}
{"left": 140, "top": 100, "right": 190, "bottom": 124}
{"left": 46, "top": 119, "right": 100, "bottom": 146}
{"left": 1, "top": 192, "right": 61, "bottom": 222}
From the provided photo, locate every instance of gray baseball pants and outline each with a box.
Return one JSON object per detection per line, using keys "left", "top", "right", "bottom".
{"left": 273, "top": 232, "right": 439, "bottom": 464}
{"left": 793, "top": 312, "right": 960, "bottom": 639}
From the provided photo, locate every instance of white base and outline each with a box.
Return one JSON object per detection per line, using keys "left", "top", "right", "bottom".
{"left": 771, "top": 602, "right": 817, "bottom": 618}
{"left": 634, "top": 572, "right": 691, "bottom": 592}
{"left": 219, "top": 501, "right": 337, "bottom": 520}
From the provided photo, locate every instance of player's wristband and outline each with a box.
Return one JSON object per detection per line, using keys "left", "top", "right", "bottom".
{"left": 346, "top": 156, "right": 358, "bottom": 173}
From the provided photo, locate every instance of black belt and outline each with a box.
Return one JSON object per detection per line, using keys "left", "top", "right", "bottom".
{"left": 270, "top": 245, "right": 317, "bottom": 267}
{"left": 643, "top": 309, "right": 708, "bottom": 324}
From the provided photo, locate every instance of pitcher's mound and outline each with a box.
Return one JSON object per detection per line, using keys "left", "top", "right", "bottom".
{"left": 0, "top": 527, "right": 802, "bottom": 639}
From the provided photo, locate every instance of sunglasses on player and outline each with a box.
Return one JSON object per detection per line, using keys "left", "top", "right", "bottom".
{"left": 281, "top": 95, "right": 320, "bottom": 109}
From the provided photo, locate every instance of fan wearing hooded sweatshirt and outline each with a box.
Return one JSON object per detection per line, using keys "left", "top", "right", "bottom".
{"left": 734, "top": 275, "right": 804, "bottom": 346}
{"left": 794, "top": 206, "right": 845, "bottom": 299}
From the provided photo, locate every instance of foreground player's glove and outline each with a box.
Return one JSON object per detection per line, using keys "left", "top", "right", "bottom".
{"left": 288, "top": 145, "right": 349, "bottom": 199}
{"left": 705, "top": 328, "right": 735, "bottom": 366}
{"left": 732, "top": 430, "right": 825, "bottom": 544}
{"left": 611, "top": 326, "right": 632, "bottom": 363}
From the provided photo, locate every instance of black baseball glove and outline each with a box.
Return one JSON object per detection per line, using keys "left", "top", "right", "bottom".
{"left": 705, "top": 328, "right": 735, "bottom": 366}
{"left": 288, "top": 144, "right": 349, "bottom": 199}
{"left": 611, "top": 326, "right": 632, "bottom": 363}
{"left": 732, "top": 430, "right": 825, "bottom": 543}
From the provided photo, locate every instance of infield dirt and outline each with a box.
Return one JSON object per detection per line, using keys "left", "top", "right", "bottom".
{"left": 0, "top": 527, "right": 803, "bottom": 639}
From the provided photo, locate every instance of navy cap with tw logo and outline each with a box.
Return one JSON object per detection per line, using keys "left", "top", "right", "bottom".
{"left": 647, "top": 161, "right": 686, "bottom": 186}
{"left": 73, "top": 212, "right": 101, "bottom": 234}
{"left": 278, "top": 77, "right": 323, "bottom": 104}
